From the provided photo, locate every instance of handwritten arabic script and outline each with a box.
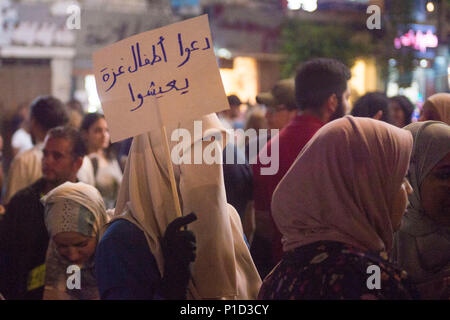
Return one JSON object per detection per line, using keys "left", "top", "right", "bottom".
{"left": 128, "top": 78, "right": 189, "bottom": 112}
{"left": 93, "top": 14, "right": 229, "bottom": 143}
{"left": 98, "top": 32, "right": 211, "bottom": 111}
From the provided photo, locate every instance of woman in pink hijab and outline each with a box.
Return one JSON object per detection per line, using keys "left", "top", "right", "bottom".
{"left": 258, "top": 116, "right": 418, "bottom": 300}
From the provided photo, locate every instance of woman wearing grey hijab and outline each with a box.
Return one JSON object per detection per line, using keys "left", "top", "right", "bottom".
{"left": 392, "top": 121, "right": 450, "bottom": 299}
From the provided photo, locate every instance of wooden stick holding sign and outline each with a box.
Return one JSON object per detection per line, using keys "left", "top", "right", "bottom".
{"left": 92, "top": 15, "right": 230, "bottom": 219}
{"left": 155, "top": 100, "right": 183, "bottom": 218}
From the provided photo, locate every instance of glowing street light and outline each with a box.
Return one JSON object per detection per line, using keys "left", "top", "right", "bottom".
{"left": 426, "top": 1, "right": 435, "bottom": 13}
{"left": 420, "top": 59, "right": 428, "bottom": 68}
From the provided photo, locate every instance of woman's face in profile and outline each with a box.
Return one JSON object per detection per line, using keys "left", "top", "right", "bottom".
{"left": 53, "top": 232, "right": 97, "bottom": 265}
{"left": 86, "top": 118, "right": 110, "bottom": 152}
{"left": 420, "top": 152, "right": 450, "bottom": 227}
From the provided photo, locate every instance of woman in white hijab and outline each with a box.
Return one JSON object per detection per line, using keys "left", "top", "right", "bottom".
{"left": 95, "top": 113, "right": 261, "bottom": 300}
{"left": 41, "top": 182, "right": 109, "bottom": 300}
{"left": 258, "top": 116, "right": 417, "bottom": 300}
{"left": 392, "top": 121, "right": 450, "bottom": 299}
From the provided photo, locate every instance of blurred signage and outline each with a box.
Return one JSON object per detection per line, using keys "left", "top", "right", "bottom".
{"left": 316, "top": 0, "right": 369, "bottom": 11}
{"left": 0, "top": 1, "right": 75, "bottom": 47}
{"left": 394, "top": 25, "right": 438, "bottom": 53}
{"left": 9, "top": 22, "right": 75, "bottom": 47}
{"left": 75, "top": 9, "right": 174, "bottom": 66}
{"left": 207, "top": 4, "right": 282, "bottom": 54}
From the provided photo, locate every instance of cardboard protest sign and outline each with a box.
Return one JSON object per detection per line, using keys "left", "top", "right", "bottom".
{"left": 93, "top": 14, "right": 228, "bottom": 142}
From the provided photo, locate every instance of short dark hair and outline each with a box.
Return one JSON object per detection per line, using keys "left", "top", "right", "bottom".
{"left": 295, "top": 58, "right": 351, "bottom": 111}
{"left": 389, "top": 95, "right": 415, "bottom": 125}
{"left": 351, "top": 92, "right": 390, "bottom": 123}
{"left": 80, "top": 112, "right": 105, "bottom": 132}
{"left": 47, "top": 126, "right": 86, "bottom": 159}
{"left": 29, "top": 96, "right": 69, "bottom": 131}
{"left": 227, "top": 95, "right": 241, "bottom": 107}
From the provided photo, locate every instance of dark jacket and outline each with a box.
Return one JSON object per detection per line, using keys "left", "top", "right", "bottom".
{"left": 0, "top": 178, "right": 49, "bottom": 300}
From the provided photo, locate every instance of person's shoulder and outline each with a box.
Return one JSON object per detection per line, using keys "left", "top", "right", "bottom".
{"left": 8, "top": 179, "right": 45, "bottom": 204}
{"left": 96, "top": 219, "right": 154, "bottom": 273}
{"left": 283, "top": 241, "right": 416, "bottom": 299}
{"left": 8, "top": 145, "right": 40, "bottom": 174}
{"left": 327, "top": 243, "right": 390, "bottom": 270}
{"left": 326, "top": 244, "right": 416, "bottom": 299}
{"left": 100, "top": 219, "right": 146, "bottom": 246}
{"left": 296, "top": 242, "right": 398, "bottom": 280}
{"left": 11, "top": 128, "right": 32, "bottom": 145}
{"left": 15, "top": 144, "right": 41, "bottom": 160}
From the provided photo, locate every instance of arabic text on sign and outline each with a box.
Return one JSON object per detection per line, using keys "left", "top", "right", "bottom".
{"left": 128, "top": 78, "right": 190, "bottom": 112}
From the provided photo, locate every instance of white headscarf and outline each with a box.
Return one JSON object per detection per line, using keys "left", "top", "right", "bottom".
{"left": 272, "top": 116, "right": 413, "bottom": 254}
{"left": 392, "top": 121, "right": 450, "bottom": 284}
{"left": 41, "top": 182, "right": 109, "bottom": 300}
{"left": 108, "top": 113, "right": 261, "bottom": 299}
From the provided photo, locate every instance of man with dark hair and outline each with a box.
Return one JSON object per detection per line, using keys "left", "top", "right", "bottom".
{"left": 295, "top": 58, "right": 351, "bottom": 120}
{"left": 252, "top": 58, "right": 351, "bottom": 278}
{"left": 0, "top": 126, "right": 85, "bottom": 300}
{"left": 3, "top": 96, "right": 69, "bottom": 203}
{"left": 29, "top": 96, "right": 69, "bottom": 137}
{"left": 351, "top": 92, "right": 390, "bottom": 123}
{"left": 227, "top": 94, "right": 241, "bottom": 108}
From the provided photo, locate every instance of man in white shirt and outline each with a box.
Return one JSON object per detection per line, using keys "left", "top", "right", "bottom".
{"left": 11, "top": 127, "right": 33, "bottom": 157}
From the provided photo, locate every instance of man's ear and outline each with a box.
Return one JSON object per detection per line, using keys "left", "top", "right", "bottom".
{"left": 373, "top": 110, "right": 383, "bottom": 120}
{"left": 326, "top": 94, "right": 338, "bottom": 114}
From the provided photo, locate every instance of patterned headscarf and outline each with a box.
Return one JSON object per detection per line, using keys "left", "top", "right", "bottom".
{"left": 42, "top": 182, "right": 108, "bottom": 240}
{"left": 41, "top": 182, "right": 109, "bottom": 300}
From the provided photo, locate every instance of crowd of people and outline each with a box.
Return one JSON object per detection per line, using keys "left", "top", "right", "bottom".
{"left": 0, "top": 57, "right": 448, "bottom": 300}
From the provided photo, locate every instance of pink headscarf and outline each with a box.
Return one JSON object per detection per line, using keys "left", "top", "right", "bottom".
{"left": 427, "top": 93, "right": 450, "bottom": 125}
{"left": 272, "top": 116, "right": 413, "bottom": 254}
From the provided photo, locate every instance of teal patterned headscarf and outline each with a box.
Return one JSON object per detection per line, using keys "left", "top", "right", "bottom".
{"left": 45, "top": 200, "right": 97, "bottom": 237}
{"left": 41, "top": 182, "right": 109, "bottom": 300}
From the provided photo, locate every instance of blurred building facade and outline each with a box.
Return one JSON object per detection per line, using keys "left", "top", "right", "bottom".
{"left": 0, "top": 0, "right": 447, "bottom": 123}
{"left": 0, "top": 0, "right": 173, "bottom": 112}
{"left": 385, "top": 0, "right": 449, "bottom": 111}
{"left": 191, "top": 0, "right": 381, "bottom": 105}
{"left": 0, "top": 0, "right": 172, "bottom": 168}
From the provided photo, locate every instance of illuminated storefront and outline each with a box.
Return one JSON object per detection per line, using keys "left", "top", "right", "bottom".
{"left": 387, "top": 24, "right": 448, "bottom": 111}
